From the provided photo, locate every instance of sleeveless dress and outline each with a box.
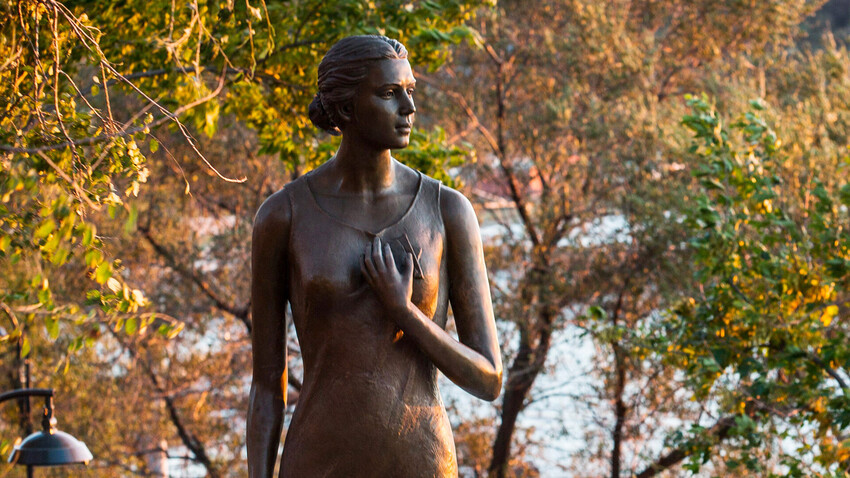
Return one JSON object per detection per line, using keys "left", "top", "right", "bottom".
{"left": 280, "top": 170, "right": 458, "bottom": 477}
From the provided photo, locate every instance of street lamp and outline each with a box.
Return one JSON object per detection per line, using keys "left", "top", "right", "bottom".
{"left": 0, "top": 388, "right": 92, "bottom": 476}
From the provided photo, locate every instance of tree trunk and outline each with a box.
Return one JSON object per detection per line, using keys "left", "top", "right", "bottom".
{"left": 488, "top": 309, "right": 554, "bottom": 477}
{"left": 488, "top": 332, "right": 533, "bottom": 478}
{"left": 610, "top": 341, "right": 627, "bottom": 478}
{"left": 610, "top": 278, "right": 632, "bottom": 478}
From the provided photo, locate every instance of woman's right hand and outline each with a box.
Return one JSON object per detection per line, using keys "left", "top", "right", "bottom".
{"left": 361, "top": 236, "right": 414, "bottom": 318}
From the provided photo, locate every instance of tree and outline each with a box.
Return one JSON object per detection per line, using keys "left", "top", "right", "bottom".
{"left": 1, "top": 0, "right": 482, "bottom": 475}
{"left": 633, "top": 27, "right": 850, "bottom": 474}
{"left": 419, "top": 0, "right": 828, "bottom": 476}
{"left": 639, "top": 73, "right": 850, "bottom": 477}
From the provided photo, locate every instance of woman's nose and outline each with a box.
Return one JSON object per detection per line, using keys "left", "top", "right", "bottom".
{"left": 399, "top": 93, "right": 416, "bottom": 116}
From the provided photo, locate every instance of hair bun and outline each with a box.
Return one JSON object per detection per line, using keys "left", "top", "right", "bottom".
{"left": 308, "top": 93, "right": 341, "bottom": 136}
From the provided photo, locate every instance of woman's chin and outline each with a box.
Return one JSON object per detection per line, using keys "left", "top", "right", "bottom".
{"left": 391, "top": 139, "right": 410, "bottom": 150}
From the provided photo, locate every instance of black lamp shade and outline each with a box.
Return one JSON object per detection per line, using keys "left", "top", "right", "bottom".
{"left": 9, "top": 429, "right": 93, "bottom": 466}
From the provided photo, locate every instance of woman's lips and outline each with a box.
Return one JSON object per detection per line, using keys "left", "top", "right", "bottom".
{"left": 396, "top": 125, "right": 412, "bottom": 134}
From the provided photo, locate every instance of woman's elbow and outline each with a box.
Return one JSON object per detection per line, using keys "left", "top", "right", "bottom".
{"left": 487, "top": 366, "right": 504, "bottom": 401}
{"left": 472, "top": 365, "right": 503, "bottom": 402}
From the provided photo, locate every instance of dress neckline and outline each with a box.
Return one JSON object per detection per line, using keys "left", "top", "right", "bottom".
{"left": 304, "top": 170, "right": 424, "bottom": 237}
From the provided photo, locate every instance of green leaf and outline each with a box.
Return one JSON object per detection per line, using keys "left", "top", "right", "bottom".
{"left": 84, "top": 249, "right": 103, "bottom": 267}
{"left": 37, "top": 288, "right": 51, "bottom": 306}
{"left": 813, "top": 183, "right": 831, "bottom": 205}
{"left": 700, "top": 178, "right": 725, "bottom": 191}
{"left": 53, "top": 245, "right": 70, "bottom": 264}
{"left": 85, "top": 289, "right": 102, "bottom": 304}
{"left": 34, "top": 219, "right": 56, "bottom": 239}
{"left": 43, "top": 233, "right": 61, "bottom": 253}
{"left": 124, "top": 204, "right": 138, "bottom": 235}
{"left": 839, "top": 184, "right": 850, "bottom": 206}
{"left": 82, "top": 224, "right": 94, "bottom": 247}
{"left": 21, "top": 336, "right": 30, "bottom": 358}
{"left": 95, "top": 262, "right": 111, "bottom": 284}
{"left": 69, "top": 337, "right": 83, "bottom": 353}
{"left": 588, "top": 305, "right": 606, "bottom": 320}
{"left": 125, "top": 317, "right": 138, "bottom": 335}
{"left": 749, "top": 99, "right": 765, "bottom": 111}
{"left": 826, "top": 259, "right": 848, "bottom": 279}
{"left": 46, "top": 317, "right": 59, "bottom": 340}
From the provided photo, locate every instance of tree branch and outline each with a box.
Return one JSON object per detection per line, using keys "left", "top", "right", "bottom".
{"left": 103, "top": 65, "right": 305, "bottom": 90}
{"left": 808, "top": 352, "right": 849, "bottom": 392}
{"left": 634, "top": 415, "right": 737, "bottom": 478}
{"left": 138, "top": 226, "right": 251, "bottom": 333}
{"left": 610, "top": 276, "right": 631, "bottom": 478}
{"left": 0, "top": 70, "right": 227, "bottom": 154}
{"left": 256, "top": 39, "right": 322, "bottom": 65}
{"left": 110, "top": 330, "right": 220, "bottom": 478}
{"left": 417, "top": 73, "right": 542, "bottom": 248}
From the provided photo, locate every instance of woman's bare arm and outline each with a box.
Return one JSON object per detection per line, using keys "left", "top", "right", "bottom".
{"left": 362, "top": 187, "right": 502, "bottom": 401}
{"left": 247, "top": 189, "right": 291, "bottom": 477}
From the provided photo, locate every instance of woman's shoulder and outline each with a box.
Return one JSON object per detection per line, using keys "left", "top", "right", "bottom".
{"left": 438, "top": 183, "right": 474, "bottom": 216}
{"left": 437, "top": 183, "right": 479, "bottom": 235}
{"left": 254, "top": 187, "right": 293, "bottom": 236}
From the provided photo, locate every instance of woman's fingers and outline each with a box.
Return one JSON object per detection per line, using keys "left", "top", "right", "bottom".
{"left": 403, "top": 252, "right": 414, "bottom": 280}
{"left": 361, "top": 255, "right": 375, "bottom": 286}
{"left": 363, "top": 241, "right": 378, "bottom": 280}
{"left": 371, "top": 237, "right": 386, "bottom": 273}
{"left": 383, "top": 242, "right": 396, "bottom": 272}
{"left": 363, "top": 237, "right": 408, "bottom": 288}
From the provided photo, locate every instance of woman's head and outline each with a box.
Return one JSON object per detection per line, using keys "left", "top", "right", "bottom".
{"left": 309, "top": 35, "right": 408, "bottom": 136}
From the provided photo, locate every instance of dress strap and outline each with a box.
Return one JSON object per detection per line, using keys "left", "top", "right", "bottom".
{"left": 417, "top": 174, "right": 444, "bottom": 232}
{"left": 282, "top": 173, "right": 314, "bottom": 234}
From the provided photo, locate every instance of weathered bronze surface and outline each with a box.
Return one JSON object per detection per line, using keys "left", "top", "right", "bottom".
{"left": 247, "top": 35, "right": 502, "bottom": 478}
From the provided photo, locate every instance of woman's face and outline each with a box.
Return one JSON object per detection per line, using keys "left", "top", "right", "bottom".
{"left": 346, "top": 58, "right": 416, "bottom": 150}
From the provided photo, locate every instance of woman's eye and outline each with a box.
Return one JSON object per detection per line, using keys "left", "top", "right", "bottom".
{"left": 407, "top": 89, "right": 415, "bottom": 96}
{"left": 382, "top": 90, "right": 395, "bottom": 98}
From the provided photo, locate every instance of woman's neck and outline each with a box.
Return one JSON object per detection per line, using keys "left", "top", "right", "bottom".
{"left": 330, "top": 137, "right": 395, "bottom": 195}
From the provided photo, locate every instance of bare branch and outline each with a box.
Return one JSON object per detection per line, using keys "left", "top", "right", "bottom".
{"left": 138, "top": 226, "right": 251, "bottom": 333}
{"left": 26, "top": 2, "right": 246, "bottom": 183}
{"left": 109, "top": 330, "right": 221, "bottom": 478}
{"left": 35, "top": 151, "right": 99, "bottom": 210}
{"left": 634, "top": 416, "right": 737, "bottom": 478}
{"left": 808, "top": 353, "right": 849, "bottom": 392}
{"left": 417, "top": 73, "right": 542, "bottom": 248}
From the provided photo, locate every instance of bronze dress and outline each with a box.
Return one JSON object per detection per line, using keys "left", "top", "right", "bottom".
{"left": 280, "top": 170, "right": 458, "bottom": 477}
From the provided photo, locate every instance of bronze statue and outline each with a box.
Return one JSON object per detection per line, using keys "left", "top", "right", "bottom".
{"left": 247, "top": 35, "right": 502, "bottom": 478}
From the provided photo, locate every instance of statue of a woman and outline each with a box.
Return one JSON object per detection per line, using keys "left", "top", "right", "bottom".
{"left": 247, "top": 35, "right": 502, "bottom": 478}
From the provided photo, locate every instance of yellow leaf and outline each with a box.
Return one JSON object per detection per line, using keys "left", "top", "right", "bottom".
{"left": 107, "top": 277, "right": 121, "bottom": 293}
{"left": 132, "top": 289, "right": 146, "bottom": 306}
{"left": 821, "top": 305, "right": 838, "bottom": 327}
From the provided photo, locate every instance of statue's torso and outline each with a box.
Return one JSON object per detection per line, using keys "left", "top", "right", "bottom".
{"left": 281, "top": 170, "right": 457, "bottom": 477}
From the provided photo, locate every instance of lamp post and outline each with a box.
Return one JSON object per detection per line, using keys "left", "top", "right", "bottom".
{"left": 0, "top": 388, "right": 92, "bottom": 477}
